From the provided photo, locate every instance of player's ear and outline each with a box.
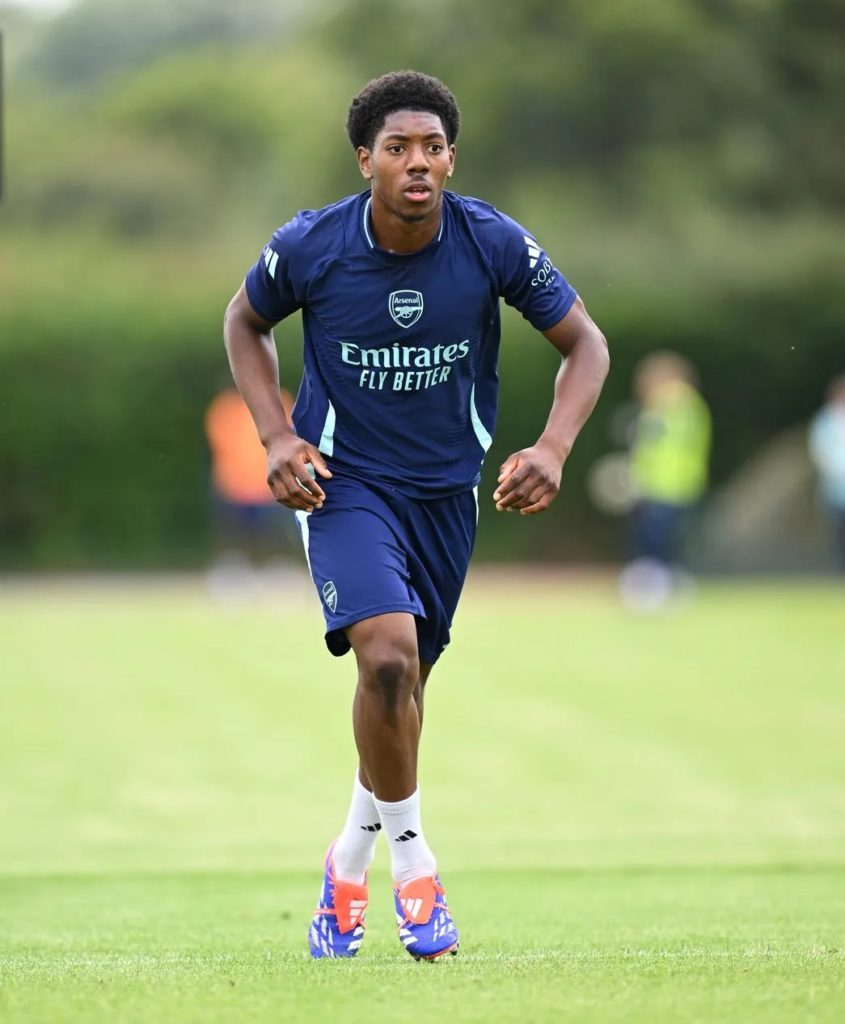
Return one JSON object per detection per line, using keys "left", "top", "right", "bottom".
{"left": 357, "top": 146, "right": 373, "bottom": 181}
{"left": 447, "top": 144, "right": 456, "bottom": 178}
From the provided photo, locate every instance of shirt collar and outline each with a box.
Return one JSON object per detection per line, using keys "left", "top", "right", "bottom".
{"left": 362, "top": 195, "right": 445, "bottom": 251}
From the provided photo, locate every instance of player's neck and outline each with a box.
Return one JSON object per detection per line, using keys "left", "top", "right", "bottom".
{"left": 368, "top": 194, "right": 441, "bottom": 254}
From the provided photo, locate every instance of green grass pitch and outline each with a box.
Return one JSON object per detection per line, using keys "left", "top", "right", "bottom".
{"left": 1, "top": 575, "right": 844, "bottom": 1022}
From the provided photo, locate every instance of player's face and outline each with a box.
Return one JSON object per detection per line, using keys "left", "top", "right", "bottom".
{"left": 357, "top": 110, "right": 455, "bottom": 223}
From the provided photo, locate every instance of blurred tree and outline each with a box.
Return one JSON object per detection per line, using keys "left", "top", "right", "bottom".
{"left": 18, "top": 0, "right": 311, "bottom": 90}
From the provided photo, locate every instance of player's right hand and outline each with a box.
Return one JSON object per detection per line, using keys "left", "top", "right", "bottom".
{"left": 265, "top": 434, "right": 333, "bottom": 511}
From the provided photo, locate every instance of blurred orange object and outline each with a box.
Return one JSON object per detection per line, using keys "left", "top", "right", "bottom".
{"left": 204, "top": 388, "right": 293, "bottom": 504}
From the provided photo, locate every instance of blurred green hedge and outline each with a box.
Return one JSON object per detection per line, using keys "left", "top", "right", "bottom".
{"left": 2, "top": 266, "right": 841, "bottom": 568}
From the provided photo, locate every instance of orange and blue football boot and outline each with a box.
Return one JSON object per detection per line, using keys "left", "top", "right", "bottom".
{"left": 394, "top": 874, "right": 459, "bottom": 960}
{"left": 308, "top": 844, "right": 368, "bottom": 958}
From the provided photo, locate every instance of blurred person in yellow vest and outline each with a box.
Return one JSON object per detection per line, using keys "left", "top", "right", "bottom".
{"left": 808, "top": 375, "right": 845, "bottom": 572}
{"left": 204, "top": 385, "right": 298, "bottom": 589}
{"left": 620, "top": 352, "right": 711, "bottom": 608}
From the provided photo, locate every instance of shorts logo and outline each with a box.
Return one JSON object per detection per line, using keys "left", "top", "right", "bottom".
{"left": 389, "top": 290, "right": 424, "bottom": 329}
{"left": 322, "top": 580, "right": 338, "bottom": 613}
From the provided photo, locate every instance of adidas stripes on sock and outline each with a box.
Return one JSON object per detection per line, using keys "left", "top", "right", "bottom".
{"left": 331, "top": 775, "right": 382, "bottom": 885}
{"left": 373, "top": 789, "right": 437, "bottom": 887}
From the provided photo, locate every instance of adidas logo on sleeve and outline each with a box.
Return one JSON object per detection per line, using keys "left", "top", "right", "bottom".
{"left": 524, "top": 234, "right": 541, "bottom": 269}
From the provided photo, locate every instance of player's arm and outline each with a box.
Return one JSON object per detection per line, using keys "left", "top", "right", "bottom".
{"left": 223, "top": 283, "right": 331, "bottom": 511}
{"left": 494, "top": 296, "right": 609, "bottom": 514}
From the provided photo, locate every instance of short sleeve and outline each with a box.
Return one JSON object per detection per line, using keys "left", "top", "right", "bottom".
{"left": 244, "top": 213, "right": 315, "bottom": 323}
{"left": 497, "top": 215, "right": 577, "bottom": 331}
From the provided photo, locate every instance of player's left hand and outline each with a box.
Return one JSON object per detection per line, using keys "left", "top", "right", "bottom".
{"left": 494, "top": 443, "right": 564, "bottom": 515}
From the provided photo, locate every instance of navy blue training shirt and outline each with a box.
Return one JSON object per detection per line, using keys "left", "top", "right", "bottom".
{"left": 245, "top": 190, "right": 577, "bottom": 498}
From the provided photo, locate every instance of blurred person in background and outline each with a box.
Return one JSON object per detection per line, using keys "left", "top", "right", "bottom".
{"left": 223, "top": 70, "right": 608, "bottom": 960}
{"left": 619, "top": 352, "right": 711, "bottom": 609}
{"left": 808, "top": 375, "right": 845, "bottom": 572}
{"left": 204, "top": 384, "right": 299, "bottom": 593}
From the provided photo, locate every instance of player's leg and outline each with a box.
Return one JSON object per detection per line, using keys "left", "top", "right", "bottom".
{"left": 344, "top": 660, "right": 432, "bottom": 881}
{"left": 356, "top": 660, "right": 434, "bottom": 787}
{"left": 346, "top": 616, "right": 456, "bottom": 960}
{"left": 413, "top": 662, "right": 434, "bottom": 730}
{"left": 368, "top": 490, "right": 475, "bottom": 961}
{"left": 347, "top": 615, "right": 439, "bottom": 893}
{"left": 347, "top": 611, "right": 422, "bottom": 802}
{"left": 299, "top": 480, "right": 424, "bottom": 958}
{"left": 328, "top": 769, "right": 383, "bottom": 888}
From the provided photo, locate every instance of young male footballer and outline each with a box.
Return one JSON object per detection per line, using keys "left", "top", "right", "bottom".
{"left": 223, "top": 70, "right": 609, "bottom": 960}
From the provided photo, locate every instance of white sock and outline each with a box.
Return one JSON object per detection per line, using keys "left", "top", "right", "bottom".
{"left": 331, "top": 776, "right": 381, "bottom": 885}
{"left": 374, "top": 789, "right": 437, "bottom": 887}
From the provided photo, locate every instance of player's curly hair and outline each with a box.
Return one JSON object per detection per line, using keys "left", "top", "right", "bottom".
{"left": 346, "top": 70, "right": 460, "bottom": 151}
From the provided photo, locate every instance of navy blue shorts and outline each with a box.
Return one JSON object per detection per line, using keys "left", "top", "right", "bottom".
{"left": 295, "top": 473, "right": 477, "bottom": 664}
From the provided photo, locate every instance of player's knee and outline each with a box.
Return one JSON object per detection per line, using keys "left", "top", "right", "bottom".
{"left": 359, "top": 648, "right": 419, "bottom": 713}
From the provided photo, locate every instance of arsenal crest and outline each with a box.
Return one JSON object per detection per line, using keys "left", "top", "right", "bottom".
{"left": 389, "top": 290, "right": 424, "bottom": 329}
